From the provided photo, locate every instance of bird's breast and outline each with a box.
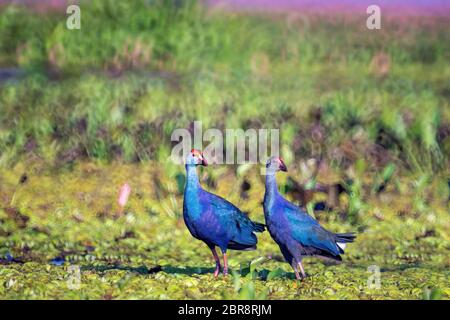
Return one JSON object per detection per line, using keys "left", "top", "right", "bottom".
{"left": 183, "top": 187, "right": 202, "bottom": 219}
{"left": 265, "top": 207, "right": 291, "bottom": 245}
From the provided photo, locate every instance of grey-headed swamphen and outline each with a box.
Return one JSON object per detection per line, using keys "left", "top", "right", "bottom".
{"left": 263, "top": 156, "right": 356, "bottom": 280}
{"left": 183, "top": 149, "right": 265, "bottom": 277}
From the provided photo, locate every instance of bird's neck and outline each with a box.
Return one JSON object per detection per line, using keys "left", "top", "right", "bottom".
{"left": 184, "top": 164, "right": 202, "bottom": 220}
{"left": 185, "top": 165, "right": 201, "bottom": 190}
{"left": 264, "top": 171, "right": 279, "bottom": 208}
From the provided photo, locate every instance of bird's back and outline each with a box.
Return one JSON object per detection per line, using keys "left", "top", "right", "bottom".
{"left": 184, "top": 187, "right": 264, "bottom": 251}
{"left": 268, "top": 193, "right": 353, "bottom": 260}
{"left": 204, "top": 191, "right": 265, "bottom": 249}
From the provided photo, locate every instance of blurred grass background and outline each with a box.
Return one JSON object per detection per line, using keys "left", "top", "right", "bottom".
{"left": 0, "top": 0, "right": 448, "bottom": 173}
{"left": 0, "top": 0, "right": 449, "bottom": 299}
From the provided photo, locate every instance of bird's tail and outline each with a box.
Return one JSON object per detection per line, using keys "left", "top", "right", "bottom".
{"left": 335, "top": 232, "right": 356, "bottom": 243}
{"left": 252, "top": 221, "right": 266, "bottom": 233}
{"left": 335, "top": 232, "right": 356, "bottom": 253}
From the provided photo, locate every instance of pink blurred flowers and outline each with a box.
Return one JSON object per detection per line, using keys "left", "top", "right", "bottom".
{"left": 117, "top": 183, "right": 131, "bottom": 212}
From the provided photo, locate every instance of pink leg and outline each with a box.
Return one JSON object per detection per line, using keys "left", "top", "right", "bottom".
{"left": 222, "top": 252, "right": 228, "bottom": 276}
{"left": 291, "top": 260, "right": 301, "bottom": 280}
{"left": 298, "top": 261, "right": 306, "bottom": 279}
{"left": 209, "top": 246, "right": 221, "bottom": 278}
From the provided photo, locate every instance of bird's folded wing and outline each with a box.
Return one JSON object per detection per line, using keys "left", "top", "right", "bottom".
{"left": 284, "top": 206, "right": 341, "bottom": 256}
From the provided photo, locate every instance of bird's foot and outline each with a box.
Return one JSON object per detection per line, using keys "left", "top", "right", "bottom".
{"left": 223, "top": 268, "right": 228, "bottom": 276}
{"left": 293, "top": 275, "right": 308, "bottom": 282}
{"left": 298, "top": 262, "right": 307, "bottom": 281}
{"left": 297, "top": 273, "right": 308, "bottom": 282}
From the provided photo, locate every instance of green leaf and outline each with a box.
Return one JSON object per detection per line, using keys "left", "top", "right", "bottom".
{"left": 249, "top": 256, "right": 266, "bottom": 273}
{"left": 382, "top": 163, "right": 396, "bottom": 182}
{"left": 267, "top": 268, "right": 285, "bottom": 280}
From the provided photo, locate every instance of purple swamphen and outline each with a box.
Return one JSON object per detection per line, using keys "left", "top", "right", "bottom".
{"left": 183, "top": 149, "right": 265, "bottom": 277}
{"left": 263, "top": 156, "right": 356, "bottom": 280}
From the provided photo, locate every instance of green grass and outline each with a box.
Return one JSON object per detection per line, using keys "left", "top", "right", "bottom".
{"left": 0, "top": 1, "right": 449, "bottom": 172}
{"left": 0, "top": 0, "right": 449, "bottom": 299}
{"left": 0, "top": 163, "right": 449, "bottom": 299}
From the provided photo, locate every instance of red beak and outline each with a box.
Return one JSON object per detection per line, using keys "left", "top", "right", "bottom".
{"left": 191, "top": 149, "right": 208, "bottom": 166}
{"left": 201, "top": 153, "right": 208, "bottom": 166}
{"left": 279, "top": 158, "right": 287, "bottom": 172}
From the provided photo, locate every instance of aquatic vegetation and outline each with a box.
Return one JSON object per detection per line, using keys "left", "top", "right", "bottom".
{"left": 0, "top": 163, "right": 448, "bottom": 299}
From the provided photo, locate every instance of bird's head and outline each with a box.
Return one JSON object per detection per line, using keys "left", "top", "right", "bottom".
{"left": 266, "top": 156, "right": 287, "bottom": 173}
{"left": 186, "top": 149, "right": 208, "bottom": 167}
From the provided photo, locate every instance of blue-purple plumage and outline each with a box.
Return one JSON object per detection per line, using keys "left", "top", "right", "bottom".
{"left": 184, "top": 184, "right": 264, "bottom": 251}
{"left": 263, "top": 157, "right": 356, "bottom": 279}
{"left": 183, "top": 150, "right": 265, "bottom": 276}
